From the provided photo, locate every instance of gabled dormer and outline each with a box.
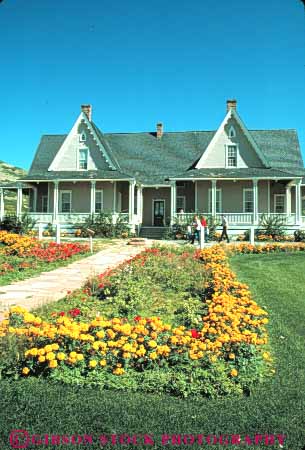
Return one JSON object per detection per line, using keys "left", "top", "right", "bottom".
{"left": 48, "top": 105, "right": 118, "bottom": 172}
{"left": 196, "top": 100, "right": 270, "bottom": 169}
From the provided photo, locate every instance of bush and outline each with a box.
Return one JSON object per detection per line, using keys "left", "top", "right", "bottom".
{"left": 77, "top": 212, "right": 130, "bottom": 238}
{"left": 294, "top": 229, "right": 305, "bottom": 242}
{"left": 0, "top": 213, "right": 36, "bottom": 234}
{"left": 257, "top": 214, "right": 285, "bottom": 239}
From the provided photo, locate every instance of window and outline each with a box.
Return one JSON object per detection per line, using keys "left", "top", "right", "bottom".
{"left": 60, "top": 191, "right": 72, "bottom": 213}
{"left": 227, "top": 145, "right": 238, "bottom": 167}
{"left": 79, "top": 149, "right": 88, "bottom": 170}
{"left": 208, "top": 189, "right": 222, "bottom": 213}
{"left": 228, "top": 126, "right": 236, "bottom": 138}
{"left": 274, "top": 194, "right": 285, "bottom": 214}
{"left": 42, "top": 195, "right": 48, "bottom": 213}
{"left": 95, "top": 190, "right": 103, "bottom": 213}
{"left": 79, "top": 132, "right": 86, "bottom": 142}
{"left": 176, "top": 196, "right": 186, "bottom": 212}
{"left": 243, "top": 189, "right": 253, "bottom": 213}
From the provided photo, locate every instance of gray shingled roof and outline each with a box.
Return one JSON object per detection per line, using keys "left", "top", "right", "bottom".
{"left": 27, "top": 126, "right": 305, "bottom": 184}
{"left": 172, "top": 168, "right": 303, "bottom": 180}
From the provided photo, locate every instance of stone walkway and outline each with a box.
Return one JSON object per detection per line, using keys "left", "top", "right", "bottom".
{"left": 0, "top": 242, "right": 151, "bottom": 321}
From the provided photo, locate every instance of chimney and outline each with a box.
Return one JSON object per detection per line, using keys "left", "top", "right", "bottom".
{"left": 156, "top": 122, "right": 163, "bottom": 138}
{"left": 226, "top": 99, "right": 237, "bottom": 112}
{"left": 81, "top": 104, "right": 92, "bottom": 121}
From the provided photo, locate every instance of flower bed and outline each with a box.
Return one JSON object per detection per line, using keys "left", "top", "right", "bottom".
{"left": 0, "top": 245, "right": 273, "bottom": 398}
{"left": 225, "top": 242, "right": 305, "bottom": 254}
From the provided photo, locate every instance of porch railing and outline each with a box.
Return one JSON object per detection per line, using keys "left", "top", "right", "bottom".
{"left": 174, "top": 212, "right": 298, "bottom": 226}
{"left": 28, "top": 212, "right": 130, "bottom": 225}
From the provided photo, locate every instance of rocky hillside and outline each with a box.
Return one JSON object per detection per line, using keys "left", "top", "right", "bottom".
{"left": 0, "top": 160, "right": 27, "bottom": 216}
{"left": 0, "top": 160, "right": 26, "bottom": 182}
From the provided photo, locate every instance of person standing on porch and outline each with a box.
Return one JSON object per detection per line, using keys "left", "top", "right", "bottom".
{"left": 219, "top": 215, "right": 230, "bottom": 243}
{"left": 191, "top": 215, "right": 201, "bottom": 244}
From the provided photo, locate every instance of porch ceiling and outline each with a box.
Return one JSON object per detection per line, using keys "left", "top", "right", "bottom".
{"left": 170, "top": 167, "right": 304, "bottom": 180}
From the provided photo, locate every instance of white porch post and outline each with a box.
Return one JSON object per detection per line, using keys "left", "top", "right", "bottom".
{"left": 136, "top": 185, "right": 143, "bottom": 224}
{"left": 90, "top": 181, "right": 96, "bottom": 214}
{"left": 253, "top": 179, "right": 259, "bottom": 224}
{"left": 0, "top": 188, "right": 4, "bottom": 221}
{"left": 295, "top": 179, "right": 302, "bottom": 225}
{"left": 16, "top": 185, "right": 23, "bottom": 218}
{"left": 194, "top": 181, "right": 198, "bottom": 212}
{"left": 267, "top": 180, "right": 270, "bottom": 215}
{"left": 285, "top": 185, "right": 292, "bottom": 219}
{"left": 113, "top": 181, "right": 117, "bottom": 213}
{"left": 53, "top": 181, "right": 59, "bottom": 222}
{"left": 170, "top": 181, "right": 176, "bottom": 225}
{"left": 211, "top": 179, "right": 217, "bottom": 217}
{"left": 33, "top": 187, "right": 37, "bottom": 212}
{"left": 129, "top": 180, "right": 136, "bottom": 225}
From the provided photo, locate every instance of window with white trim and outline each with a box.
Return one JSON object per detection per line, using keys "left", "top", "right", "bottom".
{"left": 228, "top": 126, "right": 236, "bottom": 138}
{"left": 79, "top": 148, "right": 88, "bottom": 170}
{"left": 176, "top": 196, "right": 186, "bottom": 212}
{"left": 42, "top": 195, "right": 48, "bottom": 213}
{"left": 243, "top": 189, "right": 253, "bottom": 213}
{"left": 227, "top": 145, "right": 238, "bottom": 167}
{"left": 79, "top": 132, "right": 86, "bottom": 142}
{"left": 274, "top": 194, "right": 285, "bottom": 214}
{"left": 95, "top": 190, "right": 103, "bottom": 213}
{"left": 60, "top": 191, "right": 72, "bottom": 213}
{"left": 208, "top": 189, "right": 222, "bottom": 213}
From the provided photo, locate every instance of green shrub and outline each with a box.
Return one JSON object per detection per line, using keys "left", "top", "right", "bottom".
{"left": 77, "top": 212, "right": 130, "bottom": 238}
{"left": 294, "top": 229, "right": 305, "bottom": 242}
{"left": 257, "top": 214, "right": 285, "bottom": 238}
{"left": 0, "top": 213, "right": 36, "bottom": 234}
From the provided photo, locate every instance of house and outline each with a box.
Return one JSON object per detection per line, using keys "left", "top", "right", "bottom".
{"left": 1, "top": 99, "right": 305, "bottom": 236}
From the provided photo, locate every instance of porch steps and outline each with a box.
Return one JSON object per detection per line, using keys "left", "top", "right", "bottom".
{"left": 139, "top": 227, "right": 170, "bottom": 240}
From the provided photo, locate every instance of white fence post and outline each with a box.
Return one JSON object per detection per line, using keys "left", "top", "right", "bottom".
{"left": 38, "top": 222, "right": 43, "bottom": 240}
{"left": 250, "top": 226, "right": 255, "bottom": 245}
{"left": 199, "top": 227, "right": 205, "bottom": 249}
{"left": 56, "top": 223, "right": 61, "bottom": 244}
{"left": 89, "top": 235, "right": 93, "bottom": 253}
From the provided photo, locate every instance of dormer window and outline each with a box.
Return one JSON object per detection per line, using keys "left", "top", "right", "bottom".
{"left": 79, "top": 132, "right": 87, "bottom": 142}
{"left": 226, "top": 144, "right": 238, "bottom": 167}
{"left": 79, "top": 148, "right": 88, "bottom": 170}
{"left": 228, "top": 126, "right": 236, "bottom": 138}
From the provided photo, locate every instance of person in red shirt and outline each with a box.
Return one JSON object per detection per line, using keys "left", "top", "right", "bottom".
{"left": 200, "top": 216, "right": 209, "bottom": 242}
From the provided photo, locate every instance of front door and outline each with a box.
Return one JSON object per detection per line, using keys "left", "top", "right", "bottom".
{"left": 153, "top": 200, "right": 165, "bottom": 226}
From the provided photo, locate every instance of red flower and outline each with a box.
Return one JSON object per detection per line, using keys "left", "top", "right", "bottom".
{"left": 134, "top": 316, "right": 141, "bottom": 321}
{"left": 59, "top": 311, "right": 65, "bottom": 316}
{"left": 191, "top": 329, "right": 200, "bottom": 339}
{"left": 68, "top": 308, "right": 81, "bottom": 317}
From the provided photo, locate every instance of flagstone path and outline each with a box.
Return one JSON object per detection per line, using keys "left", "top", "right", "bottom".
{"left": 0, "top": 241, "right": 152, "bottom": 321}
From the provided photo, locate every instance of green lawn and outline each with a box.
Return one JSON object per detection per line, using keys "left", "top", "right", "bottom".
{"left": 0, "top": 253, "right": 304, "bottom": 449}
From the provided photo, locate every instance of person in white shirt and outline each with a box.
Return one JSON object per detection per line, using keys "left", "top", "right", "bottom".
{"left": 191, "top": 215, "right": 201, "bottom": 244}
{"left": 219, "top": 215, "right": 230, "bottom": 243}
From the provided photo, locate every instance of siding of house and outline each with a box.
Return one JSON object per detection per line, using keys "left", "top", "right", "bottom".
{"left": 176, "top": 181, "right": 195, "bottom": 211}
{"left": 203, "top": 118, "right": 264, "bottom": 169}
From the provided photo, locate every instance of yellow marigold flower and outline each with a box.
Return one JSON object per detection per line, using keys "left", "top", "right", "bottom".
{"left": 57, "top": 352, "right": 66, "bottom": 361}
{"left": 229, "top": 353, "right": 235, "bottom": 360}
{"left": 51, "top": 343, "right": 59, "bottom": 351}
{"left": 46, "top": 352, "right": 55, "bottom": 361}
{"left": 45, "top": 344, "right": 53, "bottom": 353}
{"left": 76, "top": 354, "right": 84, "bottom": 361}
{"left": 148, "top": 340, "right": 157, "bottom": 348}
{"left": 69, "top": 351, "right": 77, "bottom": 358}
{"left": 113, "top": 367, "right": 125, "bottom": 375}
{"left": 96, "top": 330, "right": 105, "bottom": 339}
{"left": 149, "top": 352, "right": 158, "bottom": 360}
{"left": 22, "top": 367, "right": 30, "bottom": 375}
{"left": 99, "top": 359, "right": 107, "bottom": 367}
{"left": 89, "top": 360, "right": 98, "bottom": 368}
{"left": 38, "top": 355, "right": 46, "bottom": 363}
{"left": 210, "top": 355, "right": 217, "bottom": 363}
{"left": 123, "top": 352, "right": 131, "bottom": 359}
{"left": 48, "top": 360, "right": 58, "bottom": 369}
{"left": 37, "top": 348, "right": 45, "bottom": 356}
{"left": 230, "top": 369, "right": 238, "bottom": 377}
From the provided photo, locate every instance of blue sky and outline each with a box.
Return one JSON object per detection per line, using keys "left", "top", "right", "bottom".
{"left": 1, "top": 0, "right": 305, "bottom": 170}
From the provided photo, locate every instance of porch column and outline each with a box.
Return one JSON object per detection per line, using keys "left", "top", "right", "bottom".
{"left": 267, "top": 180, "right": 271, "bottom": 214}
{"left": 253, "top": 179, "right": 259, "bottom": 224}
{"left": 295, "top": 179, "right": 302, "bottom": 225}
{"left": 211, "top": 179, "right": 217, "bottom": 217}
{"left": 53, "top": 181, "right": 59, "bottom": 222}
{"left": 170, "top": 181, "right": 176, "bottom": 225}
{"left": 285, "top": 185, "right": 292, "bottom": 218}
{"left": 136, "top": 185, "right": 143, "bottom": 224}
{"left": 90, "top": 181, "right": 96, "bottom": 214}
{"left": 0, "top": 188, "right": 4, "bottom": 221}
{"left": 129, "top": 180, "right": 136, "bottom": 224}
{"left": 33, "top": 187, "right": 37, "bottom": 212}
{"left": 16, "top": 185, "right": 23, "bottom": 218}
{"left": 113, "top": 181, "right": 117, "bottom": 212}
{"left": 194, "top": 181, "right": 198, "bottom": 212}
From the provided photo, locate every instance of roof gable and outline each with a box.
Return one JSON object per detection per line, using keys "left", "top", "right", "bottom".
{"left": 48, "top": 112, "right": 118, "bottom": 172}
{"left": 195, "top": 108, "right": 270, "bottom": 169}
